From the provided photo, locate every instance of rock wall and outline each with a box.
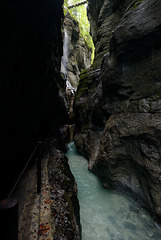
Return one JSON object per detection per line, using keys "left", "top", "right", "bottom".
{"left": 48, "top": 139, "right": 81, "bottom": 239}
{"left": 62, "top": 12, "right": 92, "bottom": 90}
{"left": 74, "top": 0, "right": 161, "bottom": 222}
{"left": 0, "top": 0, "right": 67, "bottom": 199}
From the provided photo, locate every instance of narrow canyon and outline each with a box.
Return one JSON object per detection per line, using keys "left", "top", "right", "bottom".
{"left": 0, "top": 0, "right": 161, "bottom": 239}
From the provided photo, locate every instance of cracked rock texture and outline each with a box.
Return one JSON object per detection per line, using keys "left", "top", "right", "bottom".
{"left": 74, "top": 0, "right": 161, "bottom": 222}
{"left": 48, "top": 139, "right": 81, "bottom": 240}
{"left": 62, "top": 12, "right": 92, "bottom": 90}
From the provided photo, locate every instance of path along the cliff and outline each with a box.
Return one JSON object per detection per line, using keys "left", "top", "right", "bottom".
{"left": 13, "top": 143, "right": 80, "bottom": 240}
{"left": 15, "top": 154, "right": 54, "bottom": 240}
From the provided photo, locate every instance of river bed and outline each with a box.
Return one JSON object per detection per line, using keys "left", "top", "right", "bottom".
{"left": 66, "top": 142, "right": 161, "bottom": 240}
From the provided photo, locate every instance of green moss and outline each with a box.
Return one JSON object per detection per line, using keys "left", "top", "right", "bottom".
{"left": 131, "top": 0, "right": 144, "bottom": 9}
{"left": 64, "top": 192, "right": 75, "bottom": 219}
{"left": 63, "top": 0, "right": 95, "bottom": 63}
{"left": 78, "top": 70, "right": 87, "bottom": 87}
{"left": 77, "top": 69, "right": 89, "bottom": 95}
{"left": 80, "top": 68, "right": 88, "bottom": 76}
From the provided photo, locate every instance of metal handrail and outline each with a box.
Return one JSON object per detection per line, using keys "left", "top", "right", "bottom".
{"left": 8, "top": 143, "right": 39, "bottom": 198}
{"left": 0, "top": 141, "right": 43, "bottom": 240}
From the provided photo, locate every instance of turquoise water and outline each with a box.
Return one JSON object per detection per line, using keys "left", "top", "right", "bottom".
{"left": 66, "top": 142, "right": 161, "bottom": 240}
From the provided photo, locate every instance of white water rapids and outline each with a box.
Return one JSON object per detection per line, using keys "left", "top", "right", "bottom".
{"left": 66, "top": 142, "right": 161, "bottom": 240}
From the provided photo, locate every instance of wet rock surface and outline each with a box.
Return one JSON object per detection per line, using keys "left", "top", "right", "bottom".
{"left": 94, "top": 113, "right": 161, "bottom": 221}
{"left": 74, "top": 0, "right": 161, "bottom": 222}
{"left": 48, "top": 140, "right": 81, "bottom": 240}
{"left": 62, "top": 13, "right": 92, "bottom": 90}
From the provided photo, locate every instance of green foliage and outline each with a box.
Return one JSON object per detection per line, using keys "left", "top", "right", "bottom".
{"left": 131, "top": 0, "right": 144, "bottom": 9}
{"left": 63, "top": 0, "right": 94, "bottom": 63}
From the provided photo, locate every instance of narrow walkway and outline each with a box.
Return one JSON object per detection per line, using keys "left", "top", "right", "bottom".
{"left": 17, "top": 155, "right": 53, "bottom": 240}
{"left": 68, "top": 1, "right": 88, "bottom": 9}
{"left": 39, "top": 156, "right": 53, "bottom": 240}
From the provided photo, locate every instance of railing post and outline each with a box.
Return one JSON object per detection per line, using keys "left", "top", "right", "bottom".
{"left": 37, "top": 141, "right": 42, "bottom": 194}
{"left": 0, "top": 197, "right": 18, "bottom": 240}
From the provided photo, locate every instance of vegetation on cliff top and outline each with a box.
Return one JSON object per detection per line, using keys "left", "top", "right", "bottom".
{"left": 63, "top": 0, "right": 94, "bottom": 63}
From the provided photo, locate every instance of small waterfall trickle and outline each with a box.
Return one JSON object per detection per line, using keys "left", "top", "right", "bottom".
{"left": 61, "top": 28, "right": 75, "bottom": 95}
{"left": 61, "top": 28, "right": 68, "bottom": 75}
{"left": 61, "top": 27, "right": 75, "bottom": 142}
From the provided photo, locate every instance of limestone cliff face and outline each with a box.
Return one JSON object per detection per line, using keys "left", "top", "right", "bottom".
{"left": 0, "top": 0, "right": 67, "bottom": 199}
{"left": 62, "top": 13, "right": 92, "bottom": 90}
{"left": 74, "top": 0, "right": 161, "bottom": 221}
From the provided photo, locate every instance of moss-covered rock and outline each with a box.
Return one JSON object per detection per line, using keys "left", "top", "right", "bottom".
{"left": 75, "top": 69, "right": 89, "bottom": 98}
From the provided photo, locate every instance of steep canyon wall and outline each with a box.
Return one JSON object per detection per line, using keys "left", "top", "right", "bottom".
{"left": 62, "top": 12, "right": 92, "bottom": 90}
{"left": 0, "top": 0, "right": 67, "bottom": 199}
{"left": 74, "top": 0, "right": 161, "bottom": 222}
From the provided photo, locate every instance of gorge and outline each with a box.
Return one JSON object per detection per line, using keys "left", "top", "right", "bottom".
{"left": 0, "top": 0, "right": 161, "bottom": 239}
{"left": 67, "top": 142, "right": 161, "bottom": 240}
{"left": 74, "top": 0, "right": 161, "bottom": 224}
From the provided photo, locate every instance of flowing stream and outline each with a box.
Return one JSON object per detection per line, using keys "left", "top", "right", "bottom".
{"left": 66, "top": 142, "right": 161, "bottom": 240}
